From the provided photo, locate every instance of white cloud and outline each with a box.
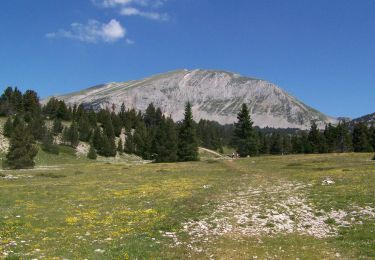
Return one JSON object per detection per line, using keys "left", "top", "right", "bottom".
{"left": 97, "top": 0, "right": 166, "bottom": 8}
{"left": 46, "top": 19, "right": 126, "bottom": 43}
{"left": 120, "top": 7, "right": 168, "bottom": 21}
{"left": 94, "top": 0, "right": 169, "bottom": 21}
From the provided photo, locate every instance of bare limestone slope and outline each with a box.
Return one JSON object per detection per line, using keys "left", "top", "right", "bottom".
{"left": 44, "top": 69, "right": 336, "bottom": 129}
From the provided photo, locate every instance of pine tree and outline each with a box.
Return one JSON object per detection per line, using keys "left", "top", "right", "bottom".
{"left": 98, "top": 134, "right": 116, "bottom": 157}
{"left": 42, "top": 130, "right": 59, "bottom": 154}
{"left": 133, "top": 121, "right": 149, "bottom": 158}
{"left": 336, "top": 121, "right": 352, "bottom": 152}
{"left": 317, "top": 132, "right": 328, "bottom": 153}
{"left": 124, "top": 129, "right": 135, "bottom": 154}
{"left": 88, "top": 109, "right": 98, "bottom": 127}
{"left": 352, "top": 122, "right": 372, "bottom": 152}
{"left": 4, "top": 121, "right": 38, "bottom": 169}
{"left": 87, "top": 142, "right": 97, "bottom": 160}
{"left": 370, "top": 125, "right": 375, "bottom": 151}
{"left": 52, "top": 118, "right": 63, "bottom": 136}
{"left": 61, "top": 127, "right": 70, "bottom": 146}
{"left": 308, "top": 121, "right": 320, "bottom": 153}
{"left": 177, "top": 102, "right": 199, "bottom": 161}
{"left": 270, "top": 132, "right": 283, "bottom": 155}
{"left": 78, "top": 115, "right": 92, "bottom": 142}
{"left": 111, "top": 112, "right": 122, "bottom": 137}
{"left": 153, "top": 117, "right": 178, "bottom": 162}
{"left": 324, "top": 124, "right": 337, "bottom": 152}
{"left": 117, "top": 138, "right": 124, "bottom": 155}
{"left": 92, "top": 126, "right": 102, "bottom": 150}
{"left": 28, "top": 114, "right": 47, "bottom": 141}
{"left": 232, "top": 103, "right": 258, "bottom": 157}
{"left": 23, "top": 90, "right": 40, "bottom": 114}
{"left": 3, "top": 117, "right": 13, "bottom": 137}
{"left": 103, "top": 116, "right": 115, "bottom": 139}
{"left": 282, "top": 135, "right": 292, "bottom": 154}
{"left": 67, "top": 122, "right": 79, "bottom": 148}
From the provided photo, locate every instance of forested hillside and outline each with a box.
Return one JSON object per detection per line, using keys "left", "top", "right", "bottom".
{"left": 1, "top": 86, "right": 374, "bottom": 169}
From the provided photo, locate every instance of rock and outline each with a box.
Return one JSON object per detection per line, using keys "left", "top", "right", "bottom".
{"left": 322, "top": 178, "right": 335, "bottom": 185}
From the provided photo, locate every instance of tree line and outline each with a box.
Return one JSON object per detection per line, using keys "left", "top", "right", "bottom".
{"left": 232, "top": 104, "right": 375, "bottom": 156}
{"left": 1, "top": 87, "right": 199, "bottom": 169}
{"left": 1, "top": 87, "right": 374, "bottom": 168}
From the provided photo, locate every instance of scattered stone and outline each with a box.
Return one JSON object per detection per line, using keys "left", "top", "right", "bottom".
{"left": 322, "top": 178, "right": 335, "bottom": 185}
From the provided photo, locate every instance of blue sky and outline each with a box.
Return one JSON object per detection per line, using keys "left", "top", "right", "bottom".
{"left": 0, "top": 0, "right": 374, "bottom": 118}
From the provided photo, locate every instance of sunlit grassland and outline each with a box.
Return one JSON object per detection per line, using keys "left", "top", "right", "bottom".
{"left": 0, "top": 151, "right": 374, "bottom": 259}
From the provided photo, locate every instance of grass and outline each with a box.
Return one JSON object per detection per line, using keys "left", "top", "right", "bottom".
{"left": 0, "top": 152, "right": 374, "bottom": 259}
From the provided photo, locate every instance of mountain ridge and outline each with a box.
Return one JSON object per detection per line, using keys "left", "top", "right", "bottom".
{"left": 43, "top": 69, "right": 337, "bottom": 129}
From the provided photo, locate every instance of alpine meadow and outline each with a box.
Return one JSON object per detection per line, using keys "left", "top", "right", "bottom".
{"left": 1, "top": 1, "right": 375, "bottom": 259}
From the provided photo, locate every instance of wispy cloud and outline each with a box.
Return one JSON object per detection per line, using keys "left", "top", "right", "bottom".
{"left": 120, "top": 7, "right": 168, "bottom": 21}
{"left": 46, "top": 19, "right": 127, "bottom": 43}
{"left": 94, "top": 0, "right": 169, "bottom": 21}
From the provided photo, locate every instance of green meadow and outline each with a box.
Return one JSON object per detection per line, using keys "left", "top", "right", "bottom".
{"left": 0, "top": 150, "right": 374, "bottom": 259}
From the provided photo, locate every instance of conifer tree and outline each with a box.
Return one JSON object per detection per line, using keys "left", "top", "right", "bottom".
{"left": 352, "top": 122, "right": 372, "bottom": 152}
{"left": 67, "top": 122, "right": 79, "bottom": 148}
{"left": 52, "top": 118, "right": 63, "bottom": 136}
{"left": 78, "top": 115, "right": 92, "bottom": 142}
{"left": 133, "top": 121, "right": 149, "bottom": 158}
{"left": 92, "top": 126, "right": 102, "bottom": 150}
{"left": 370, "top": 125, "right": 375, "bottom": 151}
{"left": 270, "top": 132, "right": 283, "bottom": 155}
{"left": 324, "top": 124, "right": 337, "bottom": 152}
{"left": 28, "top": 114, "right": 47, "bottom": 141}
{"left": 87, "top": 141, "right": 97, "bottom": 160}
{"left": 98, "top": 134, "right": 116, "bottom": 157}
{"left": 153, "top": 117, "right": 178, "bottom": 162}
{"left": 124, "top": 129, "right": 135, "bottom": 154}
{"left": 111, "top": 112, "right": 122, "bottom": 137}
{"left": 232, "top": 103, "right": 258, "bottom": 157}
{"left": 4, "top": 121, "right": 38, "bottom": 169}
{"left": 336, "top": 121, "right": 353, "bottom": 152}
{"left": 88, "top": 109, "right": 98, "bottom": 127}
{"left": 3, "top": 117, "right": 13, "bottom": 137}
{"left": 117, "top": 138, "right": 124, "bottom": 155}
{"left": 177, "top": 102, "right": 199, "bottom": 161}
{"left": 282, "top": 135, "right": 292, "bottom": 154}
{"left": 308, "top": 121, "right": 320, "bottom": 153}
{"left": 42, "top": 130, "right": 59, "bottom": 154}
{"left": 61, "top": 127, "right": 69, "bottom": 146}
{"left": 119, "top": 102, "right": 126, "bottom": 125}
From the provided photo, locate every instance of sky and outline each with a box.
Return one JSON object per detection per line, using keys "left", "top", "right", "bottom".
{"left": 0, "top": 0, "right": 374, "bottom": 118}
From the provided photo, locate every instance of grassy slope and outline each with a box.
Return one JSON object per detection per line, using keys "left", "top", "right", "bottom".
{"left": 0, "top": 152, "right": 374, "bottom": 259}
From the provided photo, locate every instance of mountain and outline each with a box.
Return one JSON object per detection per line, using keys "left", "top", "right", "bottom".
{"left": 44, "top": 69, "right": 336, "bottom": 129}
{"left": 351, "top": 112, "right": 375, "bottom": 126}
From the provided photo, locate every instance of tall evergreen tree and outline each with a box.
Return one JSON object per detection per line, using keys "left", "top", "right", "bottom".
{"left": 3, "top": 117, "right": 13, "bottom": 137}
{"left": 270, "top": 132, "right": 283, "bottom": 155}
{"left": 124, "top": 129, "right": 135, "bottom": 154}
{"left": 153, "top": 117, "right": 178, "bottom": 162}
{"left": 177, "top": 102, "right": 199, "bottom": 161}
{"left": 232, "top": 103, "right": 258, "bottom": 157}
{"left": 352, "top": 122, "right": 372, "bottom": 152}
{"left": 308, "top": 121, "right": 320, "bottom": 153}
{"left": 67, "top": 122, "right": 79, "bottom": 148}
{"left": 117, "top": 138, "right": 124, "bottom": 155}
{"left": 87, "top": 141, "right": 97, "bottom": 160}
{"left": 52, "top": 118, "right": 63, "bottom": 136}
{"left": 78, "top": 115, "right": 92, "bottom": 142}
{"left": 370, "top": 125, "right": 375, "bottom": 151}
{"left": 4, "top": 121, "right": 38, "bottom": 169}
{"left": 92, "top": 126, "right": 102, "bottom": 150}
{"left": 42, "top": 130, "right": 59, "bottom": 154}
{"left": 336, "top": 121, "right": 352, "bottom": 152}
{"left": 133, "top": 121, "right": 149, "bottom": 158}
